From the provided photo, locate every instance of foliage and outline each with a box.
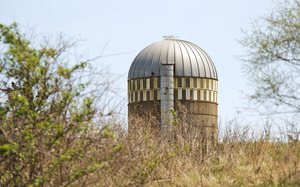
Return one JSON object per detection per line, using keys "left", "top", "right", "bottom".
{"left": 239, "top": 0, "right": 300, "bottom": 114}
{"left": 0, "top": 22, "right": 116, "bottom": 186}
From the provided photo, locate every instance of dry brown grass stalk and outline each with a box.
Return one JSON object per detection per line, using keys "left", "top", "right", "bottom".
{"left": 69, "top": 115, "right": 300, "bottom": 186}
{"left": 1, "top": 113, "right": 299, "bottom": 186}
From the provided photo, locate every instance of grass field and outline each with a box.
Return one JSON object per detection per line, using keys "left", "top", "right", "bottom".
{"left": 88, "top": 121, "right": 300, "bottom": 186}
{"left": 1, "top": 118, "right": 299, "bottom": 186}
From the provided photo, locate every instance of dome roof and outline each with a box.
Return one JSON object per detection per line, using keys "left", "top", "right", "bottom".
{"left": 128, "top": 38, "right": 217, "bottom": 80}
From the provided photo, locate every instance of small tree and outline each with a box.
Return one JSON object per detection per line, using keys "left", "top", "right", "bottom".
{"left": 0, "top": 23, "right": 117, "bottom": 186}
{"left": 239, "top": 0, "right": 300, "bottom": 114}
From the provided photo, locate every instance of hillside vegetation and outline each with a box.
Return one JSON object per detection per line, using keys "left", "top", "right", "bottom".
{"left": 2, "top": 116, "right": 300, "bottom": 186}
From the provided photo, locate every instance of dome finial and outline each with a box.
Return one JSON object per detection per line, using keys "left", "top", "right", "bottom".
{"left": 163, "top": 35, "right": 179, "bottom": 39}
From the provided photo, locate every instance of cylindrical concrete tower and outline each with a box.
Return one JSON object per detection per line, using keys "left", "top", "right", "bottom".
{"left": 128, "top": 37, "right": 218, "bottom": 141}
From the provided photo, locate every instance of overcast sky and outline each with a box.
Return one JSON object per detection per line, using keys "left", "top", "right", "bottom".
{"left": 1, "top": 0, "right": 275, "bottom": 124}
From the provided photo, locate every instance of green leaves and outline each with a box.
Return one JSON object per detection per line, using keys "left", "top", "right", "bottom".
{"left": 239, "top": 0, "right": 300, "bottom": 114}
{"left": 57, "top": 66, "right": 71, "bottom": 79}
{"left": 0, "top": 142, "right": 18, "bottom": 155}
{"left": 0, "top": 23, "right": 100, "bottom": 186}
{"left": 0, "top": 22, "right": 23, "bottom": 45}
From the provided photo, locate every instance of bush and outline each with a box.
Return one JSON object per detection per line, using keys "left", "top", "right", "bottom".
{"left": 0, "top": 22, "right": 116, "bottom": 186}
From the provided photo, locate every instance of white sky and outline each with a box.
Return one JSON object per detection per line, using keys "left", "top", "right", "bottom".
{"left": 1, "top": 0, "right": 275, "bottom": 124}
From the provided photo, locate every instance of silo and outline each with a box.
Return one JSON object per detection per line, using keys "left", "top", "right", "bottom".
{"left": 128, "top": 37, "right": 218, "bottom": 142}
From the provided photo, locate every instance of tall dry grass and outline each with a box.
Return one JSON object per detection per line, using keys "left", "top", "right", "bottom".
{"left": 1, "top": 115, "right": 299, "bottom": 186}
{"left": 72, "top": 117, "right": 300, "bottom": 186}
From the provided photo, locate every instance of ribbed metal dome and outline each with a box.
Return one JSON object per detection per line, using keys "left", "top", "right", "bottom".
{"left": 128, "top": 38, "right": 218, "bottom": 80}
